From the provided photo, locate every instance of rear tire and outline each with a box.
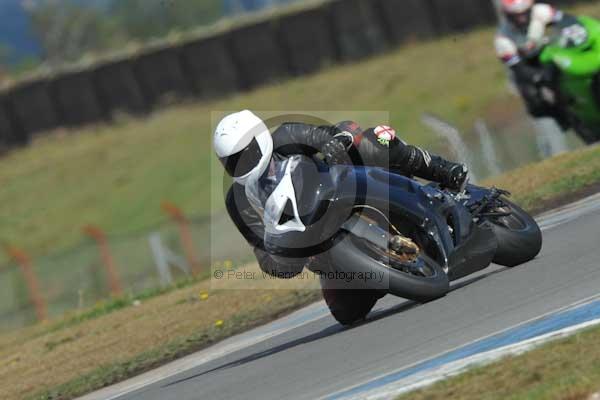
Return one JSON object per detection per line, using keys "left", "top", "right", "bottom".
{"left": 329, "top": 236, "right": 449, "bottom": 303}
{"left": 489, "top": 199, "right": 542, "bottom": 267}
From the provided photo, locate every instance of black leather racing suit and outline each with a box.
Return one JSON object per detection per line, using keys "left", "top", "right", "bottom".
{"left": 225, "top": 121, "right": 466, "bottom": 278}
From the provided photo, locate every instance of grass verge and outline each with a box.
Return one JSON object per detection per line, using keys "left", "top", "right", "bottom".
{"left": 0, "top": 144, "right": 595, "bottom": 400}
{"left": 398, "top": 324, "right": 600, "bottom": 400}
{"left": 485, "top": 144, "right": 600, "bottom": 213}
{"left": 1, "top": 264, "right": 321, "bottom": 400}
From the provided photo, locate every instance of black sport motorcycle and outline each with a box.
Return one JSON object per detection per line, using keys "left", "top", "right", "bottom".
{"left": 255, "top": 155, "right": 542, "bottom": 325}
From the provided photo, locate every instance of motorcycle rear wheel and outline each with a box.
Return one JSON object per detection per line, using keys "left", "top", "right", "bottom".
{"left": 329, "top": 234, "right": 449, "bottom": 303}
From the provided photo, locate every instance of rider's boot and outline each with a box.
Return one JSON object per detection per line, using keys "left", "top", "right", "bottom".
{"left": 425, "top": 156, "right": 469, "bottom": 192}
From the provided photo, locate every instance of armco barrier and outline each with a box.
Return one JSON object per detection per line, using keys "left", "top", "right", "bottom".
{"left": 279, "top": 6, "right": 338, "bottom": 75}
{"left": 8, "top": 79, "right": 59, "bottom": 136}
{"left": 133, "top": 46, "right": 192, "bottom": 105}
{"left": 229, "top": 20, "right": 289, "bottom": 89}
{"left": 180, "top": 33, "right": 241, "bottom": 98}
{"left": 0, "top": 0, "right": 594, "bottom": 149}
{"left": 51, "top": 70, "right": 107, "bottom": 127}
{"left": 329, "top": 0, "right": 387, "bottom": 61}
{"left": 93, "top": 58, "right": 148, "bottom": 116}
{"left": 377, "top": 0, "right": 436, "bottom": 44}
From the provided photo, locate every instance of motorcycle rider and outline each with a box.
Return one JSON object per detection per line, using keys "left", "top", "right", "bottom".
{"left": 495, "top": 0, "right": 575, "bottom": 126}
{"left": 214, "top": 110, "right": 468, "bottom": 278}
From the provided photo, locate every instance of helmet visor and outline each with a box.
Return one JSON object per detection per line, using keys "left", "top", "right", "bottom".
{"left": 219, "top": 137, "right": 264, "bottom": 178}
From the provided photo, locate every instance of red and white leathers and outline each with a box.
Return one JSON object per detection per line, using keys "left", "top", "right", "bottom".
{"left": 495, "top": 3, "right": 564, "bottom": 67}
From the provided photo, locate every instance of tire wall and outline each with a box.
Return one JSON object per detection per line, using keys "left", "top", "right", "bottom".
{"left": 93, "top": 59, "right": 148, "bottom": 116}
{"left": 51, "top": 71, "right": 107, "bottom": 127}
{"left": 8, "top": 79, "right": 59, "bottom": 136}
{"left": 0, "top": 95, "right": 26, "bottom": 148}
{"left": 181, "top": 34, "right": 240, "bottom": 98}
{"left": 279, "top": 7, "right": 338, "bottom": 75}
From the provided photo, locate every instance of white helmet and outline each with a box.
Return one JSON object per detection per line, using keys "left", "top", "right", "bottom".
{"left": 214, "top": 110, "right": 273, "bottom": 185}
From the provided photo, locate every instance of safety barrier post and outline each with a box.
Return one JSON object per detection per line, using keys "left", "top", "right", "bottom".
{"left": 83, "top": 225, "right": 123, "bottom": 296}
{"left": 6, "top": 247, "right": 48, "bottom": 322}
{"left": 161, "top": 202, "right": 200, "bottom": 274}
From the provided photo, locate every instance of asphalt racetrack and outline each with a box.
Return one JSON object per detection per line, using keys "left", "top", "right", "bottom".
{"left": 82, "top": 193, "right": 600, "bottom": 400}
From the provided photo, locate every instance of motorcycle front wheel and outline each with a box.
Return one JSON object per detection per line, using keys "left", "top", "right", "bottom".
{"left": 487, "top": 198, "right": 542, "bottom": 267}
{"left": 320, "top": 277, "right": 383, "bottom": 326}
{"left": 573, "top": 119, "right": 600, "bottom": 145}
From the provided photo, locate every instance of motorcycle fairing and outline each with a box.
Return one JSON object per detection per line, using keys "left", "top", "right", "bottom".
{"left": 446, "top": 223, "right": 497, "bottom": 281}
{"left": 259, "top": 156, "right": 353, "bottom": 258}
{"left": 255, "top": 159, "right": 498, "bottom": 279}
{"left": 540, "top": 17, "right": 600, "bottom": 77}
{"left": 333, "top": 168, "right": 497, "bottom": 278}
{"left": 539, "top": 16, "right": 600, "bottom": 130}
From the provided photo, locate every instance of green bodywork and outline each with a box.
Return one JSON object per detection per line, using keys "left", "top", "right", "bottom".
{"left": 539, "top": 16, "right": 600, "bottom": 130}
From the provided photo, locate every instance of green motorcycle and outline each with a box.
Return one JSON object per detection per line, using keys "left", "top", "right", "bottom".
{"left": 536, "top": 16, "right": 600, "bottom": 144}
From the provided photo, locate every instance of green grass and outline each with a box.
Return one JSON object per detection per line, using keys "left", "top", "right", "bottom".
{"left": 27, "top": 289, "right": 320, "bottom": 400}
{"left": 398, "top": 324, "right": 600, "bottom": 400}
{"left": 0, "top": 262, "right": 322, "bottom": 400}
{"left": 0, "top": 22, "right": 510, "bottom": 263}
{"left": 40, "top": 274, "right": 207, "bottom": 337}
{"left": 485, "top": 144, "right": 600, "bottom": 213}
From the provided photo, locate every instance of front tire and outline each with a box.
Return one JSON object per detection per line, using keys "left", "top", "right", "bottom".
{"left": 488, "top": 199, "right": 542, "bottom": 267}
{"left": 321, "top": 278, "right": 382, "bottom": 326}
{"left": 573, "top": 119, "right": 600, "bottom": 145}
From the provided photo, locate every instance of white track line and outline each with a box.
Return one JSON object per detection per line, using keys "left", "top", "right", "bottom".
{"left": 323, "top": 292, "right": 600, "bottom": 400}
{"left": 355, "top": 317, "right": 600, "bottom": 400}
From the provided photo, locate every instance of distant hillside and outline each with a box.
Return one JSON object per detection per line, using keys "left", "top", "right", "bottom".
{"left": 0, "top": 0, "right": 303, "bottom": 66}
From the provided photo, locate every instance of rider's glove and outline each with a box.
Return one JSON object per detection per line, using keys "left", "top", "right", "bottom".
{"left": 322, "top": 134, "right": 352, "bottom": 166}
{"left": 446, "top": 164, "right": 469, "bottom": 192}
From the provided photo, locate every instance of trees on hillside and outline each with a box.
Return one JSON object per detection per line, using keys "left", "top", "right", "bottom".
{"left": 28, "top": 1, "right": 117, "bottom": 65}
{"left": 110, "top": 0, "right": 222, "bottom": 40}
{"left": 27, "top": 0, "right": 223, "bottom": 65}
